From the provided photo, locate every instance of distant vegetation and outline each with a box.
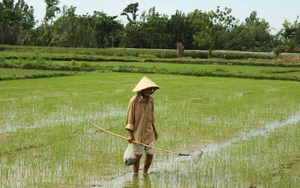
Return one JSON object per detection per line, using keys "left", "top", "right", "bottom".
{"left": 1, "top": 1, "right": 300, "bottom": 56}
{"left": 0, "top": 46, "right": 299, "bottom": 82}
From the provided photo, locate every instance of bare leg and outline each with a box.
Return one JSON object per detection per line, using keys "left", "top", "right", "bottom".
{"left": 133, "top": 155, "right": 142, "bottom": 173}
{"left": 143, "top": 154, "right": 153, "bottom": 174}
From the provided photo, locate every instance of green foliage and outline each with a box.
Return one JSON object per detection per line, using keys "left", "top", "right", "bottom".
{"left": 1, "top": 54, "right": 300, "bottom": 82}
{"left": 0, "top": 46, "right": 5, "bottom": 51}
{"left": 273, "top": 45, "right": 289, "bottom": 56}
{"left": 121, "top": 2, "right": 139, "bottom": 23}
{"left": 138, "top": 54, "right": 157, "bottom": 59}
{"left": 51, "top": 9, "right": 123, "bottom": 48}
{"left": 0, "top": 2, "right": 299, "bottom": 53}
{"left": 191, "top": 6, "right": 236, "bottom": 55}
{"left": 0, "top": 45, "right": 280, "bottom": 60}
{"left": 0, "top": 0, "right": 35, "bottom": 44}
{"left": 167, "top": 10, "right": 193, "bottom": 49}
{"left": 0, "top": 68, "right": 76, "bottom": 80}
{"left": 44, "top": 0, "right": 61, "bottom": 22}
{"left": 278, "top": 18, "right": 300, "bottom": 53}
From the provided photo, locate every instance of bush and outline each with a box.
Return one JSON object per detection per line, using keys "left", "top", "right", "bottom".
{"left": 0, "top": 46, "right": 6, "bottom": 51}
{"left": 273, "top": 45, "right": 289, "bottom": 57}
{"left": 138, "top": 54, "right": 157, "bottom": 59}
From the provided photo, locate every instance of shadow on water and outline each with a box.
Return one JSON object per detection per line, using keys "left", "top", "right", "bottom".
{"left": 86, "top": 112, "right": 300, "bottom": 187}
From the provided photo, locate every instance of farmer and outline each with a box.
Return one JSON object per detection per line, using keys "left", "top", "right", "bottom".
{"left": 125, "top": 76, "right": 159, "bottom": 175}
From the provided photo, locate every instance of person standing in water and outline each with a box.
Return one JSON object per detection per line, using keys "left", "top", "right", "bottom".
{"left": 125, "top": 76, "right": 159, "bottom": 175}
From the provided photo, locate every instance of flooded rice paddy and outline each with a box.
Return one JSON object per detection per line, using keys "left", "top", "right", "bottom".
{"left": 1, "top": 73, "right": 300, "bottom": 187}
{"left": 89, "top": 112, "right": 300, "bottom": 187}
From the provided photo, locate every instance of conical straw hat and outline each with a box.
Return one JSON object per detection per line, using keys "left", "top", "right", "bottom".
{"left": 132, "top": 76, "right": 160, "bottom": 92}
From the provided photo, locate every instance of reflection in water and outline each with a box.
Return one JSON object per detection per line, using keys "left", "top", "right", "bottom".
{"left": 122, "top": 173, "right": 152, "bottom": 188}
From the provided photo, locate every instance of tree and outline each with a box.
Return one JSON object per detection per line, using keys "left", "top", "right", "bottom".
{"left": 191, "top": 7, "right": 236, "bottom": 57}
{"left": 50, "top": 6, "right": 123, "bottom": 48}
{"left": 121, "top": 2, "right": 139, "bottom": 23}
{"left": 120, "top": 3, "right": 142, "bottom": 48}
{"left": 0, "top": 0, "right": 35, "bottom": 44}
{"left": 224, "top": 11, "right": 274, "bottom": 52}
{"left": 44, "top": 0, "right": 60, "bottom": 23}
{"left": 91, "top": 11, "right": 123, "bottom": 48}
{"left": 209, "top": 6, "right": 236, "bottom": 49}
{"left": 277, "top": 18, "right": 300, "bottom": 52}
{"left": 167, "top": 10, "right": 194, "bottom": 49}
{"left": 223, "top": 24, "right": 246, "bottom": 51}
{"left": 187, "top": 9, "right": 211, "bottom": 50}
{"left": 41, "top": 0, "right": 61, "bottom": 46}
{"left": 51, "top": 5, "right": 77, "bottom": 47}
{"left": 121, "top": 22, "right": 143, "bottom": 48}
{"left": 15, "top": 0, "right": 35, "bottom": 30}
{"left": 139, "top": 7, "right": 171, "bottom": 48}
{"left": 242, "top": 11, "right": 274, "bottom": 52}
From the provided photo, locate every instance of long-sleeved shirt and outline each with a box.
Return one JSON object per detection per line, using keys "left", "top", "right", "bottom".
{"left": 125, "top": 95, "right": 155, "bottom": 144}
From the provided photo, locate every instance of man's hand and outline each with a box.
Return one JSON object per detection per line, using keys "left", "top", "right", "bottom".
{"left": 154, "top": 130, "right": 158, "bottom": 140}
{"left": 127, "top": 135, "right": 135, "bottom": 143}
{"left": 126, "top": 129, "right": 135, "bottom": 143}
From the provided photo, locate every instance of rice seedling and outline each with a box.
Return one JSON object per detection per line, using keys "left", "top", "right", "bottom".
{"left": 0, "top": 72, "right": 299, "bottom": 187}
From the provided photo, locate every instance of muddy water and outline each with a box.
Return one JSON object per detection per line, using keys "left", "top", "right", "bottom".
{"left": 86, "top": 112, "right": 300, "bottom": 187}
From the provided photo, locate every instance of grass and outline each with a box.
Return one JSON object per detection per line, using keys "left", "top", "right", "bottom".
{"left": 1, "top": 45, "right": 299, "bottom": 69}
{"left": 192, "top": 120, "right": 300, "bottom": 188}
{"left": 2, "top": 59, "right": 300, "bottom": 81}
{"left": 1, "top": 72, "right": 299, "bottom": 187}
{"left": 0, "top": 45, "right": 280, "bottom": 59}
{"left": 1, "top": 46, "right": 299, "bottom": 83}
{"left": 0, "top": 68, "right": 76, "bottom": 80}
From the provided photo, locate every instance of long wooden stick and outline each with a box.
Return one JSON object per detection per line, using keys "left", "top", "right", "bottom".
{"left": 90, "top": 122, "right": 186, "bottom": 156}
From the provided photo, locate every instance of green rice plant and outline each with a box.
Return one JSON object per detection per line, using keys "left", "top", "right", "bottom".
{"left": 8, "top": 60, "right": 297, "bottom": 81}
{"left": 2, "top": 45, "right": 280, "bottom": 60}
{"left": 0, "top": 68, "right": 76, "bottom": 80}
{"left": 2, "top": 46, "right": 299, "bottom": 67}
{"left": 0, "top": 72, "right": 299, "bottom": 187}
{"left": 194, "top": 121, "right": 300, "bottom": 188}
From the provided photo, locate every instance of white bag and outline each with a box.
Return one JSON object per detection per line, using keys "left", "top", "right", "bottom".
{"left": 123, "top": 143, "right": 136, "bottom": 166}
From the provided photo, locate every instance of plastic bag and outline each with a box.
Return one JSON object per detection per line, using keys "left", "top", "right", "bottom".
{"left": 123, "top": 143, "right": 136, "bottom": 166}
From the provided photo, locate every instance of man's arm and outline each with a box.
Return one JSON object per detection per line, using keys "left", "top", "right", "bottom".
{"left": 152, "top": 123, "right": 158, "bottom": 140}
{"left": 126, "top": 129, "right": 135, "bottom": 143}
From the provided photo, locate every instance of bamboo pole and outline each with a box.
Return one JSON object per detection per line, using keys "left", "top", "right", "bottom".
{"left": 89, "top": 122, "right": 186, "bottom": 156}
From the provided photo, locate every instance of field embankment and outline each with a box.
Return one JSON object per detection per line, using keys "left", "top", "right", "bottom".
{"left": 0, "top": 46, "right": 300, "bottom": 82}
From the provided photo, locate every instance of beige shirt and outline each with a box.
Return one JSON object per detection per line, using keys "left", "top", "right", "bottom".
{"left": 125, "top": 95, "right": 155, "bottom": 144}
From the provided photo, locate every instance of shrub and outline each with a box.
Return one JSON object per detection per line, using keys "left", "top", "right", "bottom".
{"left": 0, "top": 46, "right": 6, "bottom": 51}
{"left": 138, "top": 54, "right": 157, "bottom": 59}
{"left": 273, "top": 45, "right": 289, "bottom": 57}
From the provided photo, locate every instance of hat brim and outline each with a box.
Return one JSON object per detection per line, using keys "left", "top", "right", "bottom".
{"left": 132, "top": 76, "right": 160, "bottom": 92}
